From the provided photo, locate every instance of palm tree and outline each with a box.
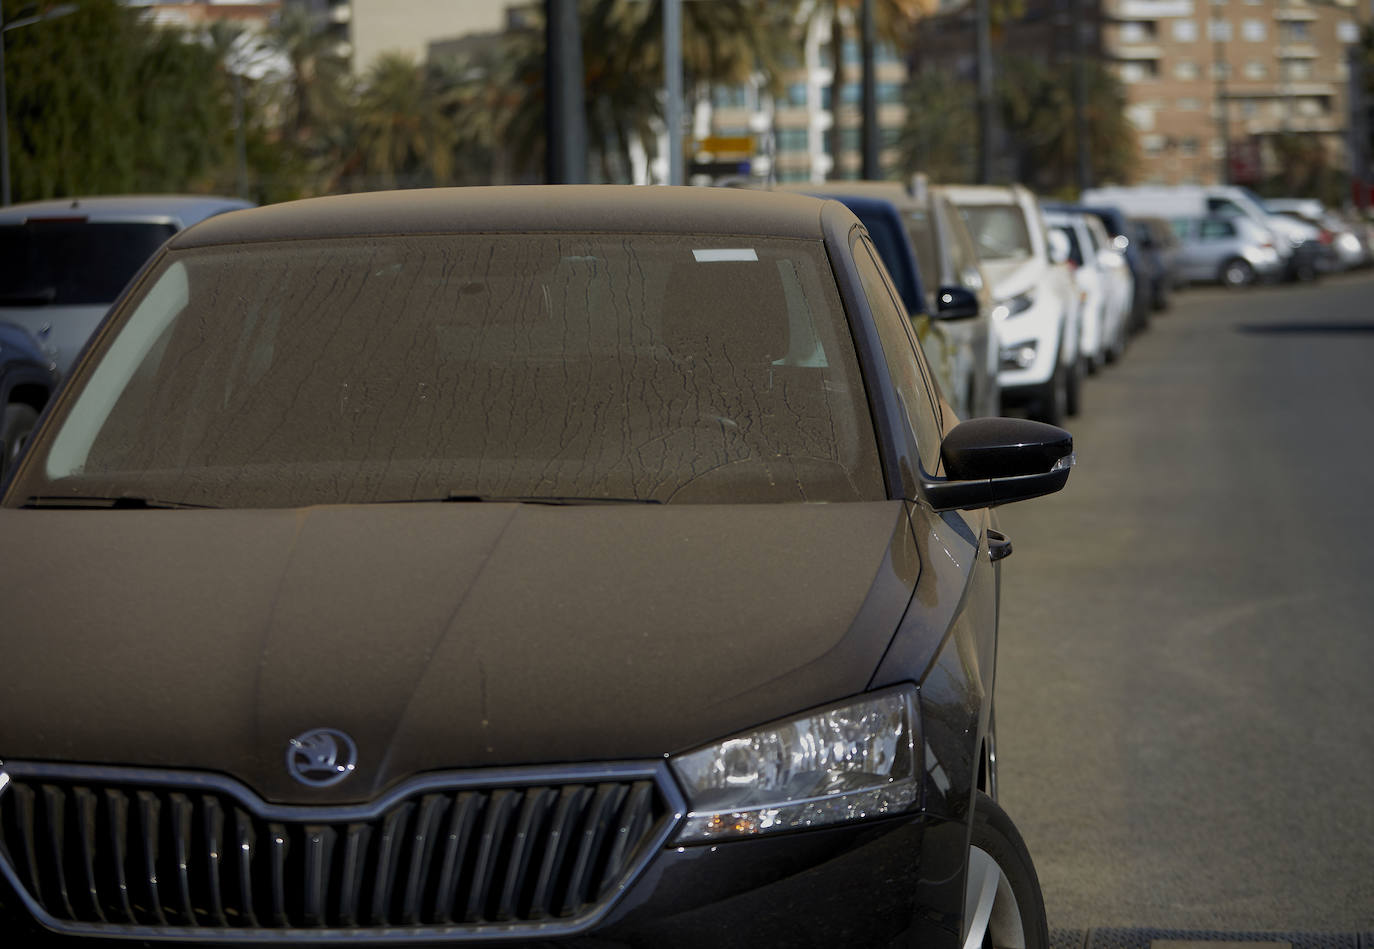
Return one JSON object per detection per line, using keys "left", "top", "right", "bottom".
{"left": 344, "top": 53, "right": 460, "bottom": 190}
{"left": 202, "top": 21, "right": 251, "bottom": 197}
{"left": 496, "top": 0, "right": 808, "bottom": 183}
{"left": 429, "top": 51, "right": 515, "bottom": 185}
{"left": 896, "top": 69, "right": 977, "bottom": 182}
{"left": 997, "top": 54, "right": 1137, "bottom": 194}
{"left": 264, "top": 5, "right": 349, "bottom": 150}
{"left": 787, "top": 0, "right": 927, "bottom": 180}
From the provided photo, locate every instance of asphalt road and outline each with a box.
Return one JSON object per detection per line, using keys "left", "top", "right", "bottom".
{"left": 990, "top": 270, "right": 1374, "bottom": 934}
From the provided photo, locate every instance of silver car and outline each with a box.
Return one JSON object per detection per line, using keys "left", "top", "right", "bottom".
{"left": 0, "top": 194, "right": 253, "bottom": 379}
{"left": 1171, "top": 214, "right": 1284, "bottom": 287}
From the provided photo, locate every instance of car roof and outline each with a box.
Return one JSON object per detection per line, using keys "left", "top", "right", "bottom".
{"left": 1041, "top": 208, "right": 1083, "bottom": 225}
{"left": 0, "top": 194, "right": 254, "bottom": 228}
{"left": 171, "top": 186, "right": 837, "bottom": 249}
{"left": 773, "top": 180, "right": 929, "bottom": 209}
{"left": 797, "top": 191, "right": 903, "bottom": 220}
{"left": 938, "top": 183, "right": 1030, "bottom": 205}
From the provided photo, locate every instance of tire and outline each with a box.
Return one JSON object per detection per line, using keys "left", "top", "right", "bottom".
{"left": 1220, "top": 258, "right": 1255, "bottom": 288}
{"left": 2, "top": 403, "right": 39, "bottom": 480}
{"left": 1031, "top": 361, "right": 1065, "bottom": 426}
{"left": 1152, "top": 277, "right": 1170, "bottom": 312}
{"left": 1104, "top": 318, "right": 1126, "bottom": 365}
{"left": 963, "top": 792, "right": 1050, "bottom": 949}
{"left": 1064, "top": 356, "right": 1084, "bottom": 418}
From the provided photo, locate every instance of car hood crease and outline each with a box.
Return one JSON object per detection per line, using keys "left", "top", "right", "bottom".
{"left": 0, "top": 501, "right": 913, "bottom": 804}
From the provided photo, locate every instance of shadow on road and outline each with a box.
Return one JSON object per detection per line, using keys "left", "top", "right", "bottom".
{"left": 1235, "top": 322, "right": 1374, "bottom": 336}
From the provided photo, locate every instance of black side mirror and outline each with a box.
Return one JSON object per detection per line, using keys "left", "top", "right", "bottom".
{"left": 934, "top": 286, "right": 980, "bottom": 321}
{"left": 922, "top": 417, "right": 1073, "bottom": 511}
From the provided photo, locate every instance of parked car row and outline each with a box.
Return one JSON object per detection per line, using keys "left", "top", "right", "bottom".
{"left": 766, "top": 178, "right": 1162, "bottom": 428}
{"left": 1081, "top": 184, "right": 1372, "bottom": 287}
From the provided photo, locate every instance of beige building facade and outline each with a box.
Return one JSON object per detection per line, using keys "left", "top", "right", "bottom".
{"left": 1106, "top": 0, "right": 1365, "bottom": 185}
{"left": 345, "top": 0, "right": 510, "bottom": 71}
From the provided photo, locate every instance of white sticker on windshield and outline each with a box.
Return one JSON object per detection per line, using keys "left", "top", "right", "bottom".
{"left": 692, "top": 249, "right": 758, "bottom": 262}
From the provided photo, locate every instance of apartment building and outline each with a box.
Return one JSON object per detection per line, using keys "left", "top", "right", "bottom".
{"left": 1110, "top": 0, "right": 1364, "bottom": 184}
{"left": 912, "top": 0, "right": 1366, "bottom": 186}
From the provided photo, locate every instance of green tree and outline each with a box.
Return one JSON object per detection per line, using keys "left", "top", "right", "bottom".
{"left": 429, "top": 50, "right": 519, "bottom": 186}
{"left": 263, "top": 5, "right": 349, "bottom": 148}
{"left": 340, "top": 53, "right": 459, "bottom": 190}
{"left": 3, "top": 0, "right": 227, "bottom": 200}
{"left": 898, "top": 55, "right": 1136, "bottom": 191}
{"left": 896, "top": 69, "right": 977, "bottom": 183}
{"left": 997, "top": 55, "right": 1138, "bottom": 195}
{"left": 1257, "top": 132, "right": 1344, "bottom": 206}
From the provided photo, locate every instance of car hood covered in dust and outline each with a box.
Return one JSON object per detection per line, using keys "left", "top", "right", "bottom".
{"left": 0, "top": 501, "right": 916, "bottom": 804}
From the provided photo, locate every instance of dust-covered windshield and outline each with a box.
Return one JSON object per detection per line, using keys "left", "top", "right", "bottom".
{"left": 960, "top": 204, "right": 1034, "bottom": 261}
{"left": 15, "top": 233, "right": 884, "bottom": 508}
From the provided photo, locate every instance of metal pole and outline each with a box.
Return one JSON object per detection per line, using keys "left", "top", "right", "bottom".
{"left": 1071, "top": 0, "right": 1090, "bottom": 194}
{"left": 1, "top": 7, "right": 11, "bottom": 207}
{"left": 233, "top": 72, "right": 248, "bottom": 200}
{"left": 860, "top": 0, "right": 879, "bottom": 179}
{"left": 546, "top": 0, "right": 588, "bottom": 184}
{"left": 1348, "top": 46, "right": 1367, "bottom": 209}
{"left": 664, "top": 0, "right": 683, "bottom": 185}
{"left": 975, "top": 0, "right": 994, "bottom": 183}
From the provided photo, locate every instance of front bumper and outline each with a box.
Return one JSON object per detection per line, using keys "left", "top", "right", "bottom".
{"left": 0, "top": 754, "right": 947, "bottom": 949}
{"left": 993, "top": 296, "right": 1064, "bottom": 391}
{"left": 0, "top": 811, "right": 933, "bottom": 948}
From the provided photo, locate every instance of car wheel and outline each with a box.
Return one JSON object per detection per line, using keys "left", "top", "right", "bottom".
{"left": 1152, "top": 278, "right": 1170, "bottom": 311}
{"left": 1220, "top": 258, "right": 1255, "bottom": 288}
{"left": 1032, "top": 362, "right": 1065, "bottom": 426}
{"left": 2, "top": 403, "right": 40, "bottom": 480}
{"left": 963, "top": 792, "right": 1049, "bottom": 949}
{"left": 1064, "top": 356, "right": 1084, "bottom": 418}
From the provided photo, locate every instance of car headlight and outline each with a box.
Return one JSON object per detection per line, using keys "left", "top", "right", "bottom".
{"left": 1000, "top": 340, "right": 1039, "bottom": 370}
{"left": 1001, "top": 291, "right": 1035, "bottom": 317}
{"left": 669, "top": 687, "right": 919, "bottom": 844}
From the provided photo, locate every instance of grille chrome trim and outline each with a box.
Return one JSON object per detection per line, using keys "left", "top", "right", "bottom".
{"left": 0, "top": 759, "right": 683, "bottom": 943}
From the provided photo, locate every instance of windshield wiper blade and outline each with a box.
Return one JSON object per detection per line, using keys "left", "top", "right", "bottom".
{"left": 438, "top": 494, "right": 663, "bottom": 505}
{"left": 22, "top": 495, "right": 218, "bottom": 510}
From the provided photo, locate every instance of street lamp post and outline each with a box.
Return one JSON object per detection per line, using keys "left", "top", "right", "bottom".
{"left": 664, "top": 0, "right": 683, "bottom": 185}
{"left": 1, "top": 3, "right": 77, "bottom": 206}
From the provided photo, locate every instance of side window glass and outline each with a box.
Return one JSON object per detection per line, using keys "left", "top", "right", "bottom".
{"left": 1200, "top": 219, "right": 1235, "bottom": 240}
{"left": 944, "top": 204, "right": 986, "bottom": 290}
{"left": 852, "top": 234, "right": 943, "bottom": 475}
{"left": 1207, "top": 197, "right": 1243, "bottom": 218}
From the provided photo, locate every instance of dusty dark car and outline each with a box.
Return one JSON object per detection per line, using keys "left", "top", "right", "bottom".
{"left": 0, "top": 186, "right": 1072, "bottom": 948}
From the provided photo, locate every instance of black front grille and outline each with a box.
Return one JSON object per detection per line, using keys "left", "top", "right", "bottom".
{"left": 0, "top": 763, "right": 674, "bottom": 939}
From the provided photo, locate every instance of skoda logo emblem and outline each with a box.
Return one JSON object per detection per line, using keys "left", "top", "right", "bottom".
{"left": 286, "top": 728, "right": 358, "bottom": 787}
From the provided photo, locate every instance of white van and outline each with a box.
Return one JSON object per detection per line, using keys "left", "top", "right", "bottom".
{"left": 1080, "top": 185, "right": 1321, "bottom": 281}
